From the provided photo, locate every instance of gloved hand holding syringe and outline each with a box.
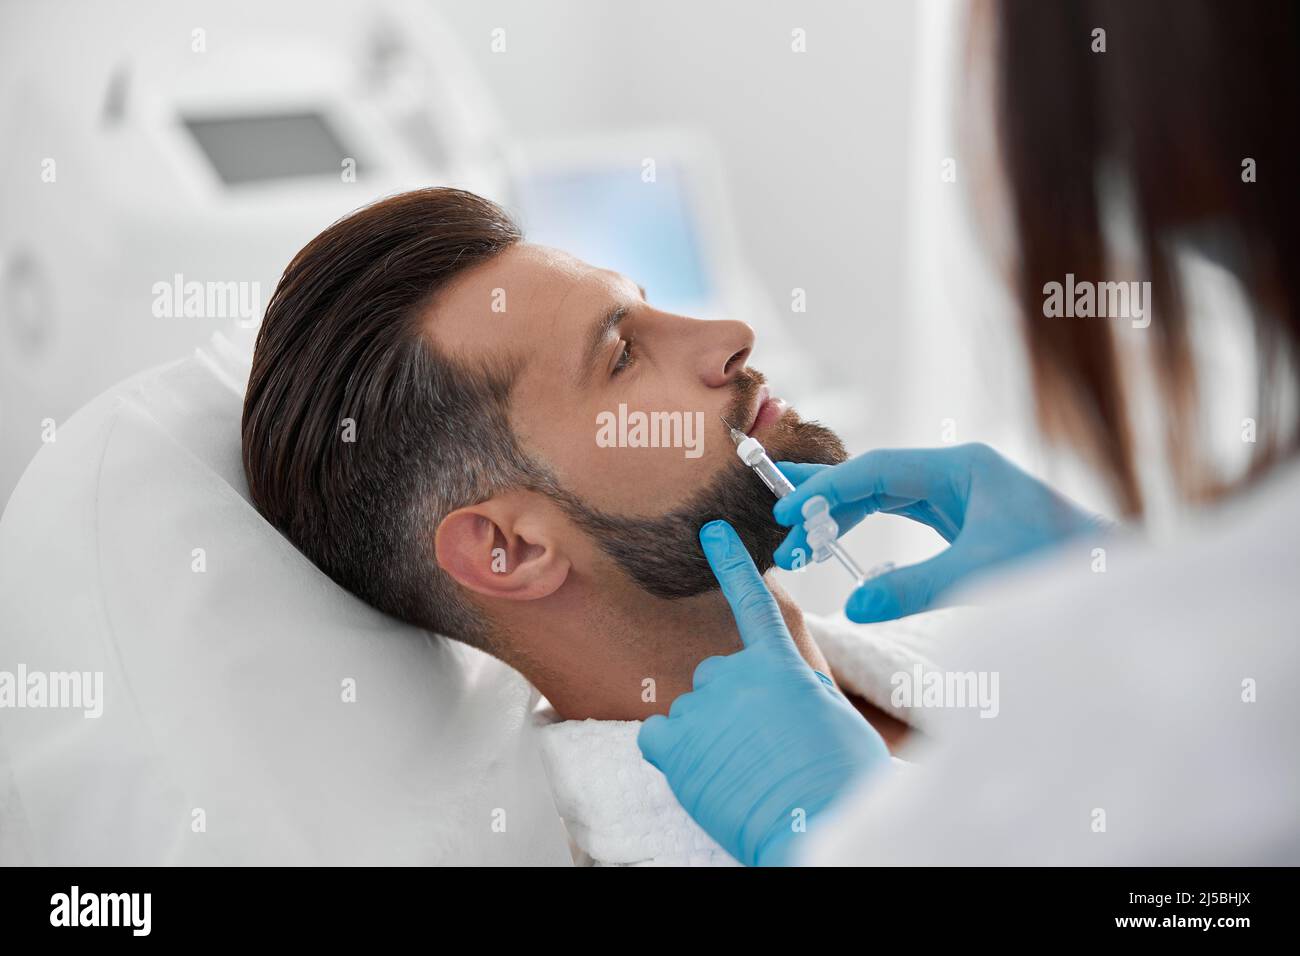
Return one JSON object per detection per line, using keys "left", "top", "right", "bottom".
{"left": 723, "top": 419, "right": 894, "bottom": 585}
{"left": 642, "top": 440, "right": 1110, "bottom": 866}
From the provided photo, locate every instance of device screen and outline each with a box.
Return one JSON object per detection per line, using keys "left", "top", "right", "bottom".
{"left": 182, "top": 112, "right": 356, "bottom": 186}
{"left": 513, "top": 162, "right": 714, "bottom": 316}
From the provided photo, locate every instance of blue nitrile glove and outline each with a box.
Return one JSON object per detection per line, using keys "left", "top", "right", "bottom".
{"left": 637, "top": 520, "right": 891, "bottom": 867}
{"left": 772, "top": 443, "right": 1108, "bottom": 623}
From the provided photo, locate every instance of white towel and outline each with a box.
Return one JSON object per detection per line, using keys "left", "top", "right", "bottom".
{"left": 803, "top": 608, "right": 967, "bottom": 732}
{"left": 536, "top": 715, "right": 739, "bottom": 866}
{"left": 535, "top": 609, "right": 964, "bottom": 866}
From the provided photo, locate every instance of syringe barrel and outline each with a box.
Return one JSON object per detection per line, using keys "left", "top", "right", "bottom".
{"left": 734, "top": 435, "right": 796, "bottom": 498}
{"left": 752, "top": 455, "right": 796, "bottom": 498}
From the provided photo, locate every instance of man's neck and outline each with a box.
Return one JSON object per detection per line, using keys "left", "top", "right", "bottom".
{"left": 502, "top": 574, "right": 829, "bottom": 722}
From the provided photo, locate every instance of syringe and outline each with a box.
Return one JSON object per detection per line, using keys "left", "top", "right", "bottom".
{"left": 723, "top": 419, "right": 890, "bottom": 586}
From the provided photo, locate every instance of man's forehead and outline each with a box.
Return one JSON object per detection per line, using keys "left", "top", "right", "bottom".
{"left": 424, "top": 243, "right": 634, "bottom": 360}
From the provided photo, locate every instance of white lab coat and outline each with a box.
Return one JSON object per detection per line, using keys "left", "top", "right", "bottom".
{"left": 802, "top": 459, "right": 1300, "bottom": 865}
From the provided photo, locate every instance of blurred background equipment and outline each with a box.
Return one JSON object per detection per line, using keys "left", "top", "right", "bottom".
{"left": 0, "top": 0, "right": 507, "bottom": 501}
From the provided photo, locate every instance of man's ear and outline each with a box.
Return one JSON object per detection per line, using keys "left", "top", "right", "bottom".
{"left": 434, "top": 495, "right": 571, "bottom": 602}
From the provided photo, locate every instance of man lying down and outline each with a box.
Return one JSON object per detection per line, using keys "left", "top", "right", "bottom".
{"left": 241, "top": 187, "right": 952, "bottom": 866}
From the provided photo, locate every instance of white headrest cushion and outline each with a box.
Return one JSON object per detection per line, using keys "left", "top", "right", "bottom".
{"left": 0, "top": 342, "right": 569, "bottom": 864}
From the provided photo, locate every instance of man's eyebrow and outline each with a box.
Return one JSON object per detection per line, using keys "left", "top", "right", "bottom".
{"left": 577, "top": 304, "right": 630, "bottom": 385}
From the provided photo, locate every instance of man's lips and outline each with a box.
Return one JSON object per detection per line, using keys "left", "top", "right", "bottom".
{"left": 744, "top": 385, "right": 788, "bottom": 435}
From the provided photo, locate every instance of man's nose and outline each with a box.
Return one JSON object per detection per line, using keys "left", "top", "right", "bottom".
{"left": 695, "top": 319, "right": 755, "bottom": 388}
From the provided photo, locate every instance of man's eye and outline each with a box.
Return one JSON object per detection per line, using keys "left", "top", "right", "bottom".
{"left": 613, "top": 337, "right": 636, "bottom": 375}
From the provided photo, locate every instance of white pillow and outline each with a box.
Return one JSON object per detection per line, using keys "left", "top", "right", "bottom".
{"left": 0, "top": 340, "right": 571, "bottom": 865}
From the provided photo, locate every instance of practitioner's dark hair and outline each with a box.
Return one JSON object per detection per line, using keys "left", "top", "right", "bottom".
{"left": 973, "top": 0, "right": 1300, "bottom": 515}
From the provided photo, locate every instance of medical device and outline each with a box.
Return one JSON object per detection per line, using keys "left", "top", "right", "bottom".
{"left": 724, "top": 420, "right": 887, "bottom": 586}
{"left": 0, "top": 0, "right": 508, "bottom": 504}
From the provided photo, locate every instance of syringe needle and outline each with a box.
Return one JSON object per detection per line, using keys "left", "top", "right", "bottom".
{"left": 721, "top": 416, "right": 747, "bottom": 447}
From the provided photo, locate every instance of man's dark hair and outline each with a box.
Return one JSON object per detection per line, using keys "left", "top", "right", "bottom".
{"left": 241, "top": 188, "right": 536, "bottom": 649}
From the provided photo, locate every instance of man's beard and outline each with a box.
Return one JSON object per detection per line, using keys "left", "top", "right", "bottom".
{"left": 547, "top": 370, "right": 848, "bottom": 599}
